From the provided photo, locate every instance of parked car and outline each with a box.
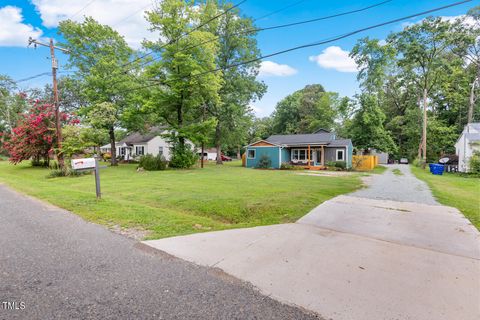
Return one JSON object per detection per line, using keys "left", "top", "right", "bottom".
{"left": 399, "top": 158, "right": 409, "bottom": 164}
{"left": 221, "top": 154, "right": 232, "bottom": 161}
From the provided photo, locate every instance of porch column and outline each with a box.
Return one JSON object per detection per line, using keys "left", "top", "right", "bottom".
{"left": 321, "top": 146, "right": 325, "bottom": 166}
{"left": 308, "top": 145, "right": 311, "bottom": 169}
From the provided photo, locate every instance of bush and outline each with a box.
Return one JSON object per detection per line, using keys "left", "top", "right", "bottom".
{"left": 412, "top": 158, "right": 422, "bottom": 167}
{"left": 49, "top": 161, "right": 60, "bottom": 170}
{"left": 333, "top": 161, "right": 346, "bottom": 169}
{"left": 103, "top": 153, "right": 111, "bottom": 161}
{"left": 31, "top": 158, "right": 50, "bottom": 167}
{"left": 47, "top": 168, "right": 90, "bottom": 178}
{"left": 326, "top": 160, "right": 346, "bottom": 170}
{"left": 280, "top": 162, "right": 294, "bottom": 170}
{"left": 169, "top": 143, "right": 198, "bottom": 169}
{"left": 138, "top": 154, "right": 167, "bottom": 171}
{"left": 256, "top": 154, "right": 271, "bottom": 169}
{"left": 469, "top": 151, "right": 480, "bottom": 174}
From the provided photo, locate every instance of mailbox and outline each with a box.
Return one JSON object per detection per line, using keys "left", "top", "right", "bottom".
{"left": 71, "top": 158, "right": 96, "bottom": 170}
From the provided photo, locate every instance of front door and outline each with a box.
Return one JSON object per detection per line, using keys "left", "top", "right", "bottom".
{"left": 315, "top": 149, "right": 322, "bottom": 166}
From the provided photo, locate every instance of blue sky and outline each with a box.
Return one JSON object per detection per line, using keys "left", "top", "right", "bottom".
{"left": 0, "top": 0, "right": 475, "bottom": 117}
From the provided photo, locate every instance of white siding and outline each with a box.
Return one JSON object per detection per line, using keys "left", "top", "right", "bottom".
{"left": 455, "top": 124, "right": 480, "bottom": 172}
{"left": 145, "top": 134, "right": 196, "bottom": 161}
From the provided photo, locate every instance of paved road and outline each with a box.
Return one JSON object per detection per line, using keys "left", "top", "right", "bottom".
{"left": 351, "top": 164, "right": 438, "bottom": 204}
{"left": 0, "top": 184, "right": 318, "bottom": 320}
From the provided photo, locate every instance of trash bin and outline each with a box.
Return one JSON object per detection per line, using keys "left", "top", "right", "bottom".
{"left": 429, "top": 163, "right": 444, "bottom": 175}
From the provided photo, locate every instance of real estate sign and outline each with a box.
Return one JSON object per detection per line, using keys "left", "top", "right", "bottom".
{"left": 71, "top": 158, "right": 96, "bottom": 170}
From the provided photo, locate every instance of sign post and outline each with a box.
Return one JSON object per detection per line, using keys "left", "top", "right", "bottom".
{"left": 71, "top": 157, "right": 102, "bottom": 199}
{"left": 94, "top": 156, "right": 101, "bottom": 199}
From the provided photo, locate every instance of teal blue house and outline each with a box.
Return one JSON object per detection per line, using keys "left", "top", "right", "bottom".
{"left": 245, "top": 129, "right": 353, "bottom": 169}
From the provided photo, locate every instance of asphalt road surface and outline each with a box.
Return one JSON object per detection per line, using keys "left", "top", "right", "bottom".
{"left": 0, "top": 184, "right": 318, "bottom": 320}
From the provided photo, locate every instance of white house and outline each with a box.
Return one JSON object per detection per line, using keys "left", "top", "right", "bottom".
{"left": 100, "top": 128, "right": 195, "bottom": 161}
{"left": 455, "top": 123, "right": 480, "bottom": 172}
{"left": 198, "top": 148, "right": 218, "bottom": 161}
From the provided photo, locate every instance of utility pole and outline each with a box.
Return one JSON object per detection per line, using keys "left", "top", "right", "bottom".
{"left": 28, "top": 37, "right": 69, "bottom": 170}
{"left": 201, "top": 104, "right": 206, "bottom": 169}
{"left": 422, "top": 88, "right": 428, "bottom": 168}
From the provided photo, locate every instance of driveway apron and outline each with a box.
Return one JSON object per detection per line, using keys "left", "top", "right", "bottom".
{"left": 145, "top": 165, "right": 480, "bottom": 320}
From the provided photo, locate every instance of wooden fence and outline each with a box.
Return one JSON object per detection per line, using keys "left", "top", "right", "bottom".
{"left": 352, "top": 155, "right": 378, "bottom": 171}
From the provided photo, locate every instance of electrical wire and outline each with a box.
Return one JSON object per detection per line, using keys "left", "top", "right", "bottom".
{"left": 120, "top": 0, "right": 472, "bottom": 94}
{"left": 121, "top": 0, "right": 248, "bottom": 69}
{"left": 132, "top": 0, "right": 394, "bottom": 72}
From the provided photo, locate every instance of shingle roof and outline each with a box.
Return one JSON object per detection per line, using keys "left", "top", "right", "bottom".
{"left": 119, "top": 126, "right": 166, "bottom": 145}
{"left": 265, "top": 133, "right": 351, "bottom": 147}
{"left": 327, "top": 139, "right": 353, "bottom": 147}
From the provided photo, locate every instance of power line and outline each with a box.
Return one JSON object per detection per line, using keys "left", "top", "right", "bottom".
{"left": 70, "top": 0, "right": 98, "bottom": 20}
{"left": 15, "top": 72, "right": 52, "bottom": 83}
{"left": 133, "top": 0, "right": 393, "bottom": 72}
{"left": 120, "top": 0, "right": 248, "bottom": 69}
{"left": 253, "top": 0, "right": 308, "bottom": 22}
{"left": 121, "top": 0, "right": 472, "bottom": 94}
{"left": 42, "top": 0, "right": 99, "bottom": 39}
{"left": 112, "top": 2, "right": 153, "bottom": 28}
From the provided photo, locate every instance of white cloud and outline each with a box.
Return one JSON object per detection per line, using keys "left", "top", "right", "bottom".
{"left": 0, "top": 6, "right": 44, "bottom": 47}
{"left": 309, "top": 46, "right": 358, "bottom": 73}
{"left": 249, "top": 103, "right": 264, "bottom": 116}
{"left": 31, "top": 0, "right": 156, "bottom": 49}
{"left": 258, "top": 61, "right": 297, "bottom": 77}
{"left": 402, "top": 15, "right": 477, "bottom": 30}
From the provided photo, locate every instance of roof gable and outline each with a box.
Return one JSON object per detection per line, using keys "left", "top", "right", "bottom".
{"left": 248, "top": 140, "right": 279, "bottom": 147}
{"left": 266, "top": 132, "right": 335, "bottom": 145}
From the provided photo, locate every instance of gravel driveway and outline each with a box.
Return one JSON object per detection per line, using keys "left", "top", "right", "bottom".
{"left": 351, "top": 164, "right": 438, "bottom": 204}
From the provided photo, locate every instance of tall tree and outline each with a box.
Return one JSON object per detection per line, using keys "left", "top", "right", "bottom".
{"left": 271, "top": 84, "right": 338, "bottom": 134}
{"left": 58, "top": 17, "right": 137, "bottom": 166}
{"left": 390, "top": 17, "right": 452, "bottom": 165}
{"left": 144, "top": 0, "right": 222, "bottom": 168}
{"left": 201, "top": 1, "right": 266, "bottom": 164}
{"left": 349, "top": 94, "right": 397, "bottom": 154}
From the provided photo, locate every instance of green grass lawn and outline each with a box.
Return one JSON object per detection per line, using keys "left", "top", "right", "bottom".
{"left": 371, "top": 165, "right": 388, "bottom": 174}
{"left": 392, "top": 168, "right": 403, "bottom": 176}
{"left": 411, "top": 166, "right": 480, "bottom": 230}
{"left": 0, "top": 160, "right": 362, "bottom": 239}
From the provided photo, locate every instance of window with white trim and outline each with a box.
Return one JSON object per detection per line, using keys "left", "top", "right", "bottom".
{"left": 135, "top": 146, "right": 145, "bottom": 156}
{"left": 119, "top": 147, "right": 126, "bottom": 156}
{"left": 336, "top": 149, "right": 345, "bottom": 161}
{"left": 159, "top": 146, "right": 164, "bottom": 156}
{"left": 247, "top": 149, "right": 256, "bottom": 159}
{"left": 291, "top": 149, "right": 313, "bottom": 161}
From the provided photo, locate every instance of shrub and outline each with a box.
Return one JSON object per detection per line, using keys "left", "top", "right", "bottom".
{"left": 138, "top": 154, "right": 167, "bottom": 171}
{"left": 469, "top": 151, "right": 480, "bottom": 174}
{"left": 326, "top": 161, "right": 336, "bottom": 167}
{"left": 333, "top": 161, "right": 346, "bottom": 169}
{"left": 103, "top": 153, "right": 111, "bottom": 161}
{"left": 47, "top": 168, "right": 90, "bottom": 178}
{"left": 256, "top": 154, "right": 271, "bottom": 169}
{"left": 280, "top": 162, "right": 294, "bottom": 170}
{"left": 49, "top": 161, "right": 60, "bottom": 170}
{"left": 412, "top": 158, "right": 422, "bottom": 167}
{"left": 169, "top": 143, "right": 198, "bottom": 169}
{"left": 31, "top": 158, "right": 50, "bottom": 167}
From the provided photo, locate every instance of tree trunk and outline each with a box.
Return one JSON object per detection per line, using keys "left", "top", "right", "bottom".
{"left": 237, "top": 145, "right": 241, "bottom": 160}
{"left": 468, "top": 70, "right": 478, "bottom": 123}
{"left": 109, "top": 126, "right": 117, "bottom": 166}
{"left": 422, "top": 88, "right": 428, "bottom": 168}
{"left": 215, "top": 122, "right": 222, "bottom": 165}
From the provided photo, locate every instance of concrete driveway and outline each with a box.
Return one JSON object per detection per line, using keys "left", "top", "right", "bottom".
{"left": 144, "top": 165, "right": 480, "bottom": 320}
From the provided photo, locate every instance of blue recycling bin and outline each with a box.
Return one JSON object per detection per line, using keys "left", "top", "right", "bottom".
{"left": 429, "top": 163, "right": 444, "bottom": 175}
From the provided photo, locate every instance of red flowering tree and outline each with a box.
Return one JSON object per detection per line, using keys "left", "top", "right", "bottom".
{"left": 4, "top": 102, "right": 78, "bottom": 165}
